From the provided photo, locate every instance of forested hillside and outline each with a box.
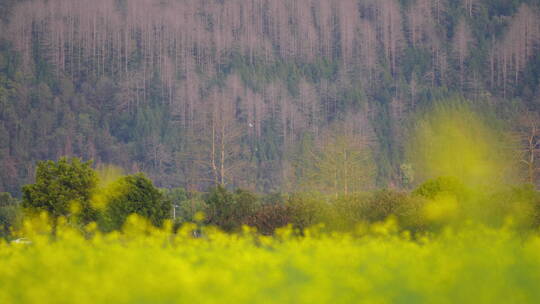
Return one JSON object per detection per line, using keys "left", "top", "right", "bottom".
{"left": 1, "top": 0, "right": 540, "bottom": 195}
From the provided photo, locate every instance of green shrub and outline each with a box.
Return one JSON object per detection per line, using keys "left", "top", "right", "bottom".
{"left": 0, "top": 192, "right": 20, "bottom": 237}
{"left": 332, "top": 193, "right": 370, "bottom": 231}
{"left": 286, "top": 193, "right": 331, "bottom": 231}
{"left": 413, "top": 176, "right": 467, "bottom": 200}
{"left": 205, "top": 186, "right": 259, "bottom": 231}
{"left": 100, "top": 173, "right": 171, "bottom": 232}
{"left": 163, "top": 187, "right": 207, "bottom": 225}
{"left": 333, "top": 191, "right": 428, "bottom": 233}
{"left": 482, "top": 184, "right": 540, "bottom": 229}
{"left": 245, "top": 203, "right": 290, "bottom": 235}
{"left": 363, "top": 190, "right": 409, "bottom": 223}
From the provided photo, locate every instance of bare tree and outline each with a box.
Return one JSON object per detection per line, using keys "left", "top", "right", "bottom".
{"left": 297, "top": 0, "right": 318, "bottom": 61}
{"left": 463, "top": 0, "right": 478, "bottom": 18}
{"left": 360, "top": 19, "right": 378, "bottom": 87}
{"left": 453, "top": 18, "right": 472, "bottom": 91}
{"left": 377, "top": 0, "right": 404, "bottom": 76}
{"left": 518, "top": 111, "right": 540, "bottom": 186}
{"left": 297, "top": 115, "right": 375, "bottom": 196}
{"left": 195, "top": 87, "right": 245, "bottom": 187}
{"left": 315, "top": 0, "right": 334, "bottom": 59}
{"left": 337, "top": 0, "right": 360, "bottom": 67}
{"left": 492, "top": 4, "right": 539, "bottom": 97}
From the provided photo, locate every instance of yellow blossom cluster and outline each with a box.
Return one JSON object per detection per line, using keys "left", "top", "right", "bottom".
{"left": 0, "top": 215, "right": 539, "bottom": 303}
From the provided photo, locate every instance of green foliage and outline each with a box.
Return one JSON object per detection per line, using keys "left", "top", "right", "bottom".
{"left": 481, "top": 184, "right": 540, "bottom": 229}
{"left": 277, "top": 188, "right": 450, "bottom": 234}
{"left": 413, "top": 176, "right": 468, "bottom": 200}
{"left": 100, "top": 173, "right": 171, "bottom": 232}
{"left": 286, "top": 193, "right": 332, "bottom": 231}
{"left": 205, "top": 186, "right": 236, "bottom": 230}
{"left": 412, "top": 178, "right": 540, "bottom": 231}
{"left": 332, "top": 190, "right": 427, "bottom": 233}
{"left": 205, "top": 186, "right": 259, "bottom": 231}
{"left": 0, "top": 192, "right": 20, "bottom": 237}
{"left": 22, "top": 157, "right": 98, "bottom": 225}
{"left": 0, "top": 192, "right": 17, "bottom": 208}
{"left": 20, "top": 158, "right": 173, "bottom": 232}
{"left": 362, "top": 190, "right": 410, "bottom": 223}
{"left": 164, "top": 187, "right": 207, "bottom": 224}
{"left": 233, "top": 188, "right": 259, "bottom": 218}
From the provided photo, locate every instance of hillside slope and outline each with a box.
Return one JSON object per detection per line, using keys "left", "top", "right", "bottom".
{"left": 1, "top": 0, "right": 539, "bottom": 194}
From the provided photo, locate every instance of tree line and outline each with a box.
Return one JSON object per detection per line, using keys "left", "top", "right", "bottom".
{"left": 2, "top": 156, "right": 540, "bottom": 238}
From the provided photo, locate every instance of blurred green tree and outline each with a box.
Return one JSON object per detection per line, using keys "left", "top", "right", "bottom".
{"left": 101, "top": 173, "right": 171, "bottom": 231}
{"left": 205, "top": 186, "right": 259, "bottom": 231}
{"left": 22, "top": 157, "right": 98, "bottom": 225}
{"left": 0, "top": 192, "right": 20, "bottom": 237}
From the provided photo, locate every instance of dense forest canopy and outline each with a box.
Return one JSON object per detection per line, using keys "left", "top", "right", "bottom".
{"left": 1, "top": 0, "right": 540, "bottom": 196}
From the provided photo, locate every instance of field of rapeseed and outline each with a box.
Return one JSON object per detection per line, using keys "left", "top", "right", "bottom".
{"left": 1, "top": 216, "right": 539, "bottom": 304}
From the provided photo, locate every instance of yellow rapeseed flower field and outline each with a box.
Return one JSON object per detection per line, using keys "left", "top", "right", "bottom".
{"left": 0, "top": 215, "right": 539, "bottom": 303}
